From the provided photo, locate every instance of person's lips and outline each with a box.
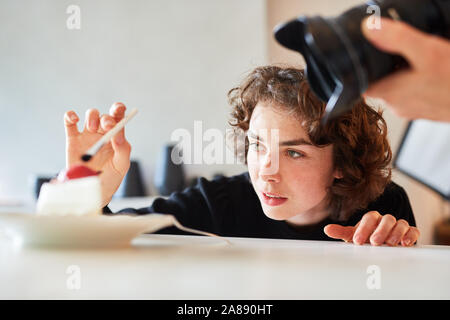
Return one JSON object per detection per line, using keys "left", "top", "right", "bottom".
{"left": 262, "top": 191, "right": 287, "bottom": 198}
{"left": 261, "top": 191, "right": 288, "bottom": 206}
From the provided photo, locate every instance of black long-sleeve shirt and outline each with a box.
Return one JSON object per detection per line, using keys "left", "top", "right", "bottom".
{"left": 103, "top": 172, "right": 416, "bottom": 241}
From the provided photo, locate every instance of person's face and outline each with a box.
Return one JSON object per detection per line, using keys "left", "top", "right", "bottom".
{"left": 247, "top": 101, "right": 342, "bottom": 225}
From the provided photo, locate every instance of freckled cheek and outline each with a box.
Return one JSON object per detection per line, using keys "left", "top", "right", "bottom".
{"left": 284, "top": 167, "right": 332, "bottom": 199}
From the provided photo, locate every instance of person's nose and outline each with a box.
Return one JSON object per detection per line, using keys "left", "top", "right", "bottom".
{"left": 260, "top": 173, "right": 280, "bottom": 183}
{"left": 259, "top": 152, "right": 281, "bottom": 183}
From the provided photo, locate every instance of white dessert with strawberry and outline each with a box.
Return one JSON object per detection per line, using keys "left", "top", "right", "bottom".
{"left": 36, "top": 165, "right": 103, "bottom": 216}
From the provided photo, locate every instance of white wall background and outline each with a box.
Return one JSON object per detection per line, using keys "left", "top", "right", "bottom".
{"left": 0, "top": 0, "right": 266, "bottom": 202}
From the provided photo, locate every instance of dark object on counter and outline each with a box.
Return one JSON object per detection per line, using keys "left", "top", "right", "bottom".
{"left": 154, "top": 144, "right": 186, "bottom": 196}
{"left": 33, "top": 176, "right": 53, "bottom": 199}
{"left": 115, "top": 160, "right": 147, "bottom": 197}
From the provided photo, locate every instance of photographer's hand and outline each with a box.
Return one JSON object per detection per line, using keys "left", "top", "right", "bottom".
{"left": 361, "top": 17, "right": 450, "bottom": 122}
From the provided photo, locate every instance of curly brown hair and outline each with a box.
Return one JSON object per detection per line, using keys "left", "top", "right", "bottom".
{"left": 228, "top": 65, "right": 392, "bottom": 221}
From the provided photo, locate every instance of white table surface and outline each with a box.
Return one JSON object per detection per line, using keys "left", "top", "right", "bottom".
{"left": 0, "top": 233, "right": 449, "bottom": 299}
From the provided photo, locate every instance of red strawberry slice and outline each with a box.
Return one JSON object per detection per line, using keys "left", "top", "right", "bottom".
{"left": 58, "top": 165, "right": 101, "bottom": 181}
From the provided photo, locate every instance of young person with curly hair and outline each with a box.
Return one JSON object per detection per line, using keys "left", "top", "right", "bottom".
{"left": 63, "top": 66, "right": 419, "bottom": 246}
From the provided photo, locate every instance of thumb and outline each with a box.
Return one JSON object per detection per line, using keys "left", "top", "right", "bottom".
{"left": 324, "top": 224, "right": 355, "bottom": 242}
{"left": 361, "top": 17, "right": 431, "bottom": 69}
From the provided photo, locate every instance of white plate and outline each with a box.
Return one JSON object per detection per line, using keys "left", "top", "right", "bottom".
{"left": 0, "top": 212, "right": 175, "bottom": 248}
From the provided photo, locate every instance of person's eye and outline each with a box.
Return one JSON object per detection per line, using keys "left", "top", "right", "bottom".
{"left": 287, "top": 149, "right": 305, "bottom": 159}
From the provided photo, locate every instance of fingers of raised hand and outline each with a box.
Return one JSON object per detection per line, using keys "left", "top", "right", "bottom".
{"left": 84, "top": 109, "right": 100, "bottom": 133}
{"left": 64, "top": 111, "right": 80, "bottom": 137}
{"left": 82, "top": 108, "right": 118, "bottom": 134}
{"left": 100, "top": 114, "right": 117, "bottom": 133}
{"left": 109, "top": 102, "right": 126, "bottom": 122}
